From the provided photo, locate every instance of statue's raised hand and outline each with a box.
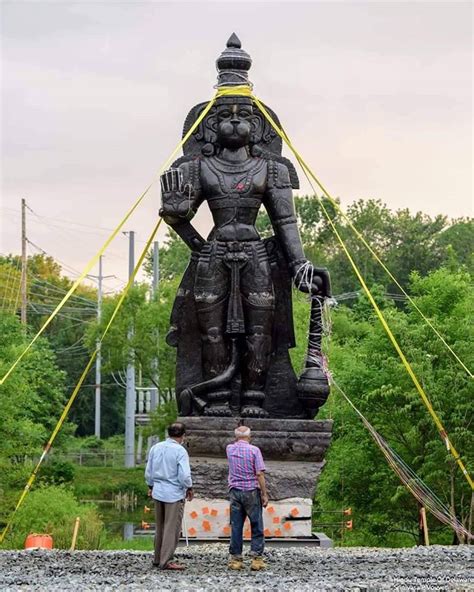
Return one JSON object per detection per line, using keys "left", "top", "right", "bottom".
{"left": 292, "top": 260, "right": 331, "bottom": 298}
{"left": 159, "top": 168, "right": 195, "bottom": 221}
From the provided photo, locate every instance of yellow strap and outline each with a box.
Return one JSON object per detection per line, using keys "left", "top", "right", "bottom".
{"left": 0, "top": 97, "right": 218, "bottom": 387}
{"left": 0, "top": 218, "right": 163, "bottom": 544}
{"left": 215, "top": 86, "right": 472, "bottom": 378}
{"left": 251, "top": 94, "right": 473, "bottom": 490}
{"left": 215, "top": 85, "right": 253, "bottom": 98}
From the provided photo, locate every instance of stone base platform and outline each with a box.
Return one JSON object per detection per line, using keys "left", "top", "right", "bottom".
{"left": 189, "top": 457, "right": 324, "bottom": 500}
{"left": 179, "top": 416, "right": 333, "bottom": 538}
{"left": 180, "top": 416, "right": 333, "bottom": 463}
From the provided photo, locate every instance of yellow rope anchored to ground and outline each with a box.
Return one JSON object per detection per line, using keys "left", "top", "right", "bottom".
{"left": 0, "top": 217, "right": 163, "bottom": 545}
{"left": 249, "top": 94, "right": 472, "bottom": 489}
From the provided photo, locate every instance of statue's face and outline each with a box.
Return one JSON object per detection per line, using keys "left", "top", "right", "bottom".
{"left": 216, "top": 102, "right": 253, "bottom": 149}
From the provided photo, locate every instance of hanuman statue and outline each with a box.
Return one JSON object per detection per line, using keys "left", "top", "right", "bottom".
{"left": 160, "top": 34, "right": 331, "bottom": 419}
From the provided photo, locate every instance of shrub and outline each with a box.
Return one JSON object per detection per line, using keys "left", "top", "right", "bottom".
{"left": 4, "top": 484, "right": 104, "bottom": 550}
{"left": 65, "top": 436, "right": 104, "bottom": 452}
{"left": 39, "top": 460, "right": 76, "bottom": 485}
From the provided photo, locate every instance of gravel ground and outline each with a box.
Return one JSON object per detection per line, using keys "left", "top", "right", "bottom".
{"left": 0, "top": 545, "right": 472, "bottom": 591}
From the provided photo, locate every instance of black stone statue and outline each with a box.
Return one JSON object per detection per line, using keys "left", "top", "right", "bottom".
{"left": 160, "top": 34, "right": 331, "bottom": 420}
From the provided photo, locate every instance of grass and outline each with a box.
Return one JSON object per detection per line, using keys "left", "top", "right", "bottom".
{"left": 102, "top": 537, "right": 154, "bottom": 551}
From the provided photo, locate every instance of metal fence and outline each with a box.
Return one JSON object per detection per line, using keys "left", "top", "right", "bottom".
{"left": 47, "top": 450, "right": 142, "bottom": 467}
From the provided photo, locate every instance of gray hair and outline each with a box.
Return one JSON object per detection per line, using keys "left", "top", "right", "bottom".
{"left": 235, "top": 426, "right": 251, "bottom": 438}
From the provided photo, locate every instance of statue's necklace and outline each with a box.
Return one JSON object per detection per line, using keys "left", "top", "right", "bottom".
{"left": 207, "top": 157, "right": 265, "bottom": 194}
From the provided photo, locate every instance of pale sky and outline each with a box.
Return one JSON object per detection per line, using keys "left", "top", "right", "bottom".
{"left": 1, "top": 1, "right": 472, "bottom": 289}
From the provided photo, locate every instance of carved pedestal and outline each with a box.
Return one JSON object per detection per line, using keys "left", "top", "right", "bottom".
{"left": 179, "top": 416, "right": 333, "bottom": 540}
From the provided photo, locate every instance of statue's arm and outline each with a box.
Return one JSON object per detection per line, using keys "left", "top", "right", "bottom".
{"left": 159, "top": 161, "right": 206, "bottom": 252}
{"left": 263, "top": 162, "right": 306, "bottom": 270}
{"left": 263, "top": 162, "right": 331, "bottom": 296}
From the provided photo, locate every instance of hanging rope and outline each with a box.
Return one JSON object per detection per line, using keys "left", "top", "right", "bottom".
{"left": 331, "top": 379, "right": 472, "bottom": 542}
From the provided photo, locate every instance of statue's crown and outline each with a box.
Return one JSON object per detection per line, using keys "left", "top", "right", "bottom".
{"left": 216, "top": 33, "right": 252, "bottom": 88}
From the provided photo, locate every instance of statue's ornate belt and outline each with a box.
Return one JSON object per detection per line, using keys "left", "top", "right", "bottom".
{"left": 207, "top": 196, "right": 261, "bottom": 209}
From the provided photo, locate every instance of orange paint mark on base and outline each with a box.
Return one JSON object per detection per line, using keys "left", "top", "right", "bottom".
{"left": 211, "top": 509, "right": 218, "bottom": 517}
{"left": 190, "top": 511, "right": 198, "bottom": 519}
{"left": 188, "top": 527, "right": 197, "bottom": 536}
{"left": 202, "top": 520, "right": 212, "bottom": 532}
{"left": 284, "top": 522, "right": 292, "bottom": 530}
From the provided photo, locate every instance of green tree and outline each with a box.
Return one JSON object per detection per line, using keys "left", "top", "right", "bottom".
{"left": 87, "top": 280, "right": 180, "bottom": 396}
{"left": 143, "top": 229, "right": 192, "bottom": 282}
{"left": 0, "top": 312, "right": 72, "bottom": 523}
{"left": 316, "top": 268, "right": 473, "bottom": 545}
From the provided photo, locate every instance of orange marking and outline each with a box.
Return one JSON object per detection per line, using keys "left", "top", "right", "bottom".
{"left": 211, "top": 509, "right": 218, "bottom": 517}
{"left": 272, "top": 516, "right": 280, "bottom": 524}
{"left": 274, "top": 528, "right": 282, "bottom": 537}
{"left": 244, "top": 530, "right": 251, "bottom": 539}
{"left": 225, "top": 507, "right": 230, "bottom": 516}
{"left": 202, "top": 520, "right": 212, "bottom": 531}
{"left": 188, "top": 527, "right": 197, "bottom": 536}
{"left": 202, "top": 507, "right": 209, "bottom": 514}
{"left": 290, "top": 507, "right": 299, "bottom": 517}
{"left": 264, "top": 528, "right": 271, "bottom": 537}
{"left": 223, "top": 526, "right": 231, "bottom": 535}
{"left": 266, "top": 506, "right": 275, "bottom": 514}
{"left": 284, "top": 522, "right": 292, "bottom": 530}
{"left": 190, "top": 511, "right": 198, "bottom": 519}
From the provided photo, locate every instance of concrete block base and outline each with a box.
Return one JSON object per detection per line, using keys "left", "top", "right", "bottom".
{"left": 183, "top": 497, "right": 312, "bottom": 539}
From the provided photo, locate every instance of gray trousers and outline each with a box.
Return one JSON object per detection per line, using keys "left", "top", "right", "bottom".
{"left": 154, "top": 499, "right": 184, "bottom": 568}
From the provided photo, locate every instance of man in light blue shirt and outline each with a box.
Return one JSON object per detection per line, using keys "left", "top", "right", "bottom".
{"left": 145, "top": 422, "right": 193, "bottom": 570}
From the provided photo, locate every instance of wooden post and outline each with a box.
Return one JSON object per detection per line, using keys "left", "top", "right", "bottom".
{"left": 70, "top": 517, "right": 80, "bottom": 551}
{"left": 420, "top": 507, "right": 430, "bottom": 546}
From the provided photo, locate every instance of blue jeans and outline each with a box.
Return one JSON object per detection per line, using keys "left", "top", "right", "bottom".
{"left": 229, "top": 488, "right": 264, "bottom": 557}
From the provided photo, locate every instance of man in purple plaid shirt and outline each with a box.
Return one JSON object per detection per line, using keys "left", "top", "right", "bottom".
{"left": 226, "top": 425, "right": 268, "bottom": 571}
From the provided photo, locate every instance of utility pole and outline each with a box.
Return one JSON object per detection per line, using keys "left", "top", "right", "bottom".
{"left": 95, "top": 255, "right": 103, "bottom": 439}
{"left": 125, "top": 231, "right": 136, "bottom": 467}
{"left": 87, "top": 256, "right": 113, "bottom": 439}
{"left": 151, "top": 241, "right": 160, "bottom": 412}
{"left": 20, "top": 198, "right": 27, "bottom": 325}
{"left": 152, "top": 240, "right": 160, "bottom": 295}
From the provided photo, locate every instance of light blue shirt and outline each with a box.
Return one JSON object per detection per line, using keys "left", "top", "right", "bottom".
{"left": 145, "top": 438, "right": 192, "bottom": 503}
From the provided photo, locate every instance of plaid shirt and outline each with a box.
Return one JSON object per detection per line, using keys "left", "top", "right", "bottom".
{"left": 226, "top": 440, "right": 266, "bottom": 490}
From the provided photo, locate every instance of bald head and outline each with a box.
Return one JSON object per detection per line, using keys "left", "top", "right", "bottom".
{"left": 235, "top": 426, "right": 251, "bottom": 441}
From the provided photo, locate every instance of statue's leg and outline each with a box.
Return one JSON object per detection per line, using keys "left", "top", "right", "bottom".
{"left": 240, "top": 244, "right": 275, "bottom": 418}
{"left": 194, "top": 246, "right": 232, "bottom": 416}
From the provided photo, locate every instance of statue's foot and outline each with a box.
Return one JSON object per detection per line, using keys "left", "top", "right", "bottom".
{"left": 204, "top": 404, "right": 232, "bottom": 417}
{"left": 240, "top": 406, "right": 269, "bottom": 419}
